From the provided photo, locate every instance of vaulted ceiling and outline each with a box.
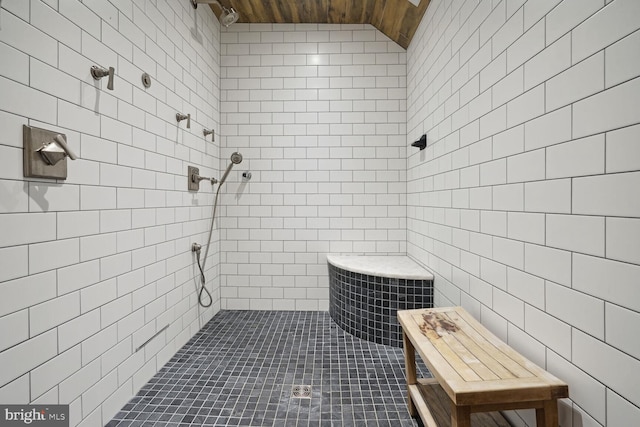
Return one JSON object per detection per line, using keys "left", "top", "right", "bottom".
{"left": 211, "top": 0, "right": 430, "bottom": 49}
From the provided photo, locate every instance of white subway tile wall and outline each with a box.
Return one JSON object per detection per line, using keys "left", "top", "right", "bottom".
{"left": 0, "top": 1, "right": 222, "bottom": 426}
{"left": 0, "top": 0, "right": 638, "bottom": 426}
{"left": 219, "top": 23, "right": 407, "bottom": 311}
{"left": 407, "top": 0, "right": 640, "bottom": 425}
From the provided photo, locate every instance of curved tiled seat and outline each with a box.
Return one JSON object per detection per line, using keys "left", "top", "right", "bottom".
{"left": 327, "top": 255, "right": 434, "bottom": 347}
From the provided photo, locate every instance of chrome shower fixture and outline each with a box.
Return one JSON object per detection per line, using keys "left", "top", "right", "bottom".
{"left": 141, "top": 72, "right": 152, "bottom": 88}
{"left": 190, "top": 0, "right": 239, "bottom": 27}
{"left": 203, "top": 128, "right": 214, "bottom": 141}
{"left": 191, "top": 152, "right": 242, "bottom": 308}
{"left": 188, "top": 165, "right": 217, "bottom": 191}
{"left": 176, "top": 112, "right": 191, "bottom": 128}
{"left": 219, "top": 152, "right": 243, "bottom": 185}
{"left": 218, "top": 6, "right": 239, "bottom": 27}
{"left": 38, "top": 134, "right": 78, "bottom": 165}
{"left": 191, "top": 241, "right": 212, "bottom": 307}
{"left": 23, "top": 125, "right": 78, "bottom": 180}
{"left": 91, "top": 65, "right": 115, "bottom": 90}
{"left": 230, "top": 152, "right": 243, "bottom": 164}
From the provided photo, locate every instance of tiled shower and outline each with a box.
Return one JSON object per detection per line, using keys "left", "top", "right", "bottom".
{"left": 0, "top": 0, "right": 639, "bottom": 426}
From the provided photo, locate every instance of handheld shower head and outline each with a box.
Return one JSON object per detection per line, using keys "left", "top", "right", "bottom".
{"left": 230, "top": 152, "right": 243, "bottom": 164}
{"left": 219, "top": 152, "right": 243, "bottom": 185}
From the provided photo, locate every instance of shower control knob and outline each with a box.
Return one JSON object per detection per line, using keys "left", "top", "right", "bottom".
{"left": 242, "top": 171, "right": 252, "bottom": 180}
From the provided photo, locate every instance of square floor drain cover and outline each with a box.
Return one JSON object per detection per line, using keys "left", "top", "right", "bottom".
{"left": 291, "top": 385, "right": 311, "bottom": 398}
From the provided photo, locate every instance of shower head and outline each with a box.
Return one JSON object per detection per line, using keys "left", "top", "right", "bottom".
{"left": 230, "top": 152, "right": 243, "bottom": 164}
{"left": 219, "top": 152, "right": 243, "bottom": 185}
{"left": 190, "top": 0, "right": 239, "bottom": 27}
{"left": 219, "top": 7, "right": 239, "bottom": 27}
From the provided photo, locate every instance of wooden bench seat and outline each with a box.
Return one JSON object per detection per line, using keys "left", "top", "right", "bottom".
{"left": 398, "top": 307, "right": 569, "bottom": 427}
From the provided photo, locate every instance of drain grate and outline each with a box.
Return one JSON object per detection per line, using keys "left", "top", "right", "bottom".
{"left": 291, "top": 385, "right": 312, "bottom": 399}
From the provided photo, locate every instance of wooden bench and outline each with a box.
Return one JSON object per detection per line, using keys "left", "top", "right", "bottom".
{"left": 398, "top": 307, "right": 569, "bottom": 427}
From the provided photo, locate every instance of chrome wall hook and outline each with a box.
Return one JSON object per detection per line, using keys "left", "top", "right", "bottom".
{"left": 176, "top": 113, "right": 191, "bottom": 128}
{"left": 203, "top": 128, "right": 214, "bottom": 141}
{"left": 91, "top": 65, "right": 115, "bottom": 90}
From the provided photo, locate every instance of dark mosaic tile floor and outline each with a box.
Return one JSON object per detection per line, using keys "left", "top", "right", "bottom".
{"left": 107, "top": 311, "right": 429, "bottom": 427}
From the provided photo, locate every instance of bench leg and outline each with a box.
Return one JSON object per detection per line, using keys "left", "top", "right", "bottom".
{"left": 450, "top": 403, "right": 471, "bottom": 427}
{"left": 536, "top": 400, "right": 559, "bottom": 427}
{"left": 402, "top": 331, "right": 417, "bottom": 417}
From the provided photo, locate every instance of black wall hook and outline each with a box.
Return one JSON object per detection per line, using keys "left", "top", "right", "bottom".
{"left": 411, "top": 134, "right": 427, "bottom": 150}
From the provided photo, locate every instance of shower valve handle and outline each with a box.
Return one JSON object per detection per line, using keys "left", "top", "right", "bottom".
{"left": 91, "top": 65, "right": 115, "bottom": 90}
{"left": 106, "top": 66, "right": 114, "bottom": 90}
{"left": 176, "top": 113, "right": 191, "bottom": 128}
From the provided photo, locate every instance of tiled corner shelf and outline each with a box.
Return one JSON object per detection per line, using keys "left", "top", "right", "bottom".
{"left": 327, "top": 255, "right": 434, "bottom": 348}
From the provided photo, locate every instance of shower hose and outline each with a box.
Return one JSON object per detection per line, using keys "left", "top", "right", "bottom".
{"left": 195, "top": 182, "right": 224, "bottom": 308}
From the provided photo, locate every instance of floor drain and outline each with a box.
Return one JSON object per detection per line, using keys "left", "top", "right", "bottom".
{"left": 291, "top": 385, "right": 311, "bottom": 398}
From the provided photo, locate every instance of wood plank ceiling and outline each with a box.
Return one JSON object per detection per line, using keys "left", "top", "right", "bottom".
{"left": 211, "top": 0, "right": 430, "bottom": 49}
